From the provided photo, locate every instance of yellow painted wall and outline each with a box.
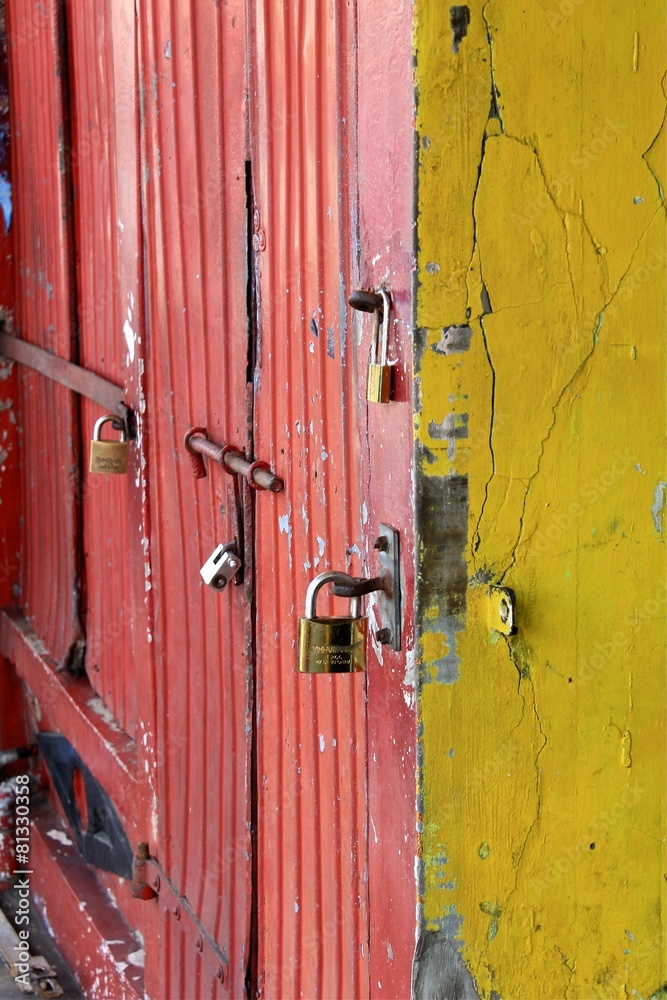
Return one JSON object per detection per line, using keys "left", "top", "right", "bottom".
{"left": 413, "top": 2, "right": 666, "bottom": 997}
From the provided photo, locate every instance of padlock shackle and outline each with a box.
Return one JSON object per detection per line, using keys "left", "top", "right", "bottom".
{"left": 93, "top": 414, "right": 127, "bottom": 442}
{"left": 305, "top": 571, "right": 361, "bottom": 619}
{"left": 370, "top": 288, "right": 391, "bottom": 367}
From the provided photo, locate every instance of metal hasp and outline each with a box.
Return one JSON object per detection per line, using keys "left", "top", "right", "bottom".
{"left": 200, "top": 542, "right": 243, "bottom": 591}
{"left": 331, "top": 524, "right": 402, "bottom": 651}
{"left": 0, "top": 326, "right": 133, "bottom": 436}
{"left": 487, "top": 585, "right": 517, "bottom": 636}
{"left": 184, "top": 427, "right": 284, "bottom": 492}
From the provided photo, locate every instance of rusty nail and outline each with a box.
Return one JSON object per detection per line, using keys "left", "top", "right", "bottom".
{"left": 136, "top": 842, "right": 150, "bottom": 861}
{"left": 373, "top": 536, "right": 389, "bottom": 552}
{"left": 375, "top": 628, "right": 391, "bottom": 644}
{"left": 195, "top": 935, "right": 203, "bottom": 953}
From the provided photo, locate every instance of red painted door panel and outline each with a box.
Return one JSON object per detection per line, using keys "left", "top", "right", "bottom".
{"left": 250, "top": 3, "right": 368, "bottom": 996}
{"left": 250, "top": 2, "right": 416, "bottom": 996}
{"left": 138, "top": 1, "right": 253, "bottom": 995}
{"left": 67, "top": 0, "right": 147, "bottom": 740}
{"left": 8, "top": 0, "right": 81, "bottom": 665}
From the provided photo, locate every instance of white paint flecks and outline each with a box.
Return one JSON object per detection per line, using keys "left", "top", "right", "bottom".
{"left": 87, "top": 697, "right": 121, "bottom": 733}
{"left": 651, "top": 481, "right": 666, "bottom": 534}
{"left": 123, "top": 320, "right": 135, "bottom": 363}
{"left": 46, "top": 829, "right": 73, "bottom": 846}
{"left": 318, "top": 734, "right": 326, "bottom": 753}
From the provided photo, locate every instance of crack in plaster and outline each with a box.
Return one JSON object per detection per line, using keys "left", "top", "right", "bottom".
{"left": 501, "top": 637, "right": 548, "bottom": 917}
{"left": 472, "top": 316, "right": 496, "bottom": 560}
{"left": 468, "top": 2, "right": 503, "bottom": 562}
{"left": 501, "top": 202, "right": 665, "bottom": 583}
{"left": 482, "top": 2, "right": 504, "bottom": 134}
{"left": 642, "top": 97, "right": 667, "bottom": 207}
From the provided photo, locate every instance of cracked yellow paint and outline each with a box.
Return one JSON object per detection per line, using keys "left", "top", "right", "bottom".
{"left": 414, "top": 2, "right": 666, "bottom": 997}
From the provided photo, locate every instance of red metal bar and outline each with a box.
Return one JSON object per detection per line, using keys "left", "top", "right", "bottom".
{"left": 184, "top": 428, "right": 284, "bottom": 492}
{"left": 0, "top": 329, "right": 128, "bottom": 421}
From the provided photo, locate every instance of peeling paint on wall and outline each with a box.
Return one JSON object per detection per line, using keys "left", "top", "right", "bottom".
{"left": 414, "top": 1, "right": 666, "bottom": 995}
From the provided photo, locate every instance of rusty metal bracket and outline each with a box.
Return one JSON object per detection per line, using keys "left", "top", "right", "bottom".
{"left": 0, "top": 328, "right": 134, "bottom": 438}
{"left": 184, "top": 427, "right": 284, "bottom": 492}
{"left": 330, "top": 575, "right": 385, "bottom": 599}
{"left": 331, "top": 524, "right": 402, "bottom": 650}
{"left": 144, "top": 855, "right": 229, "bottom": 987}
{"left": 0, "top": 907, "right": 64, "bottom": 997}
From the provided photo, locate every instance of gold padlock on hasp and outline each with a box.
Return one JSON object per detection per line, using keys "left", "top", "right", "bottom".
{"left": 89, "top": 415, "right": 129, "bottom": 474}
{"left": 298, "top": 571, "right": 367, "bottom": 674}
{"left": 366, "top": 288, "right": 392, "bottom": 403}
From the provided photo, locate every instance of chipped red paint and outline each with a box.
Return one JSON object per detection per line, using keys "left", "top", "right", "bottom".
{"left": 357, "top": 4, "right": 417, "bottom": 996}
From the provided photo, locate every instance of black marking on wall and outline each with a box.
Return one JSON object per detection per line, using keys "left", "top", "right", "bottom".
{"left": 450, "top": 6, "right": 471, "bottom": 54}
{"left": 416, "top": 465, "right": 468, "bottom": 620}
{"left": 413, "top": 929, "right": 480, "bottom": 1000}
{"left": 428, "top": 412, "right": 469, "bottom": 462}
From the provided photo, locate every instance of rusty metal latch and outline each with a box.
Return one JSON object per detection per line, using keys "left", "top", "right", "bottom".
{"left": 184, "top": 427, "right": 284, "bottom": 492}
{"left": 331, "top": 524, "right": 402, "bottom": 650}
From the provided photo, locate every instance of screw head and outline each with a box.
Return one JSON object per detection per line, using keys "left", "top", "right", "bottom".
{"left": 172, "top": 903, "right": 180, "bottom": 920}
{"left": 216, "top": 966, "right": 225, "bottom": 982}
{"left": 151, "top": 874, "right": 160, "bottom": 892}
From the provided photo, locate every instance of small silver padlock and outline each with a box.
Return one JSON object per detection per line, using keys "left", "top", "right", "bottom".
{"left": 367, "top": 288, "right": 392, "bottom": 403}
{"left": 200, "top": 543, "right": 242, "bottom": 591}
{"left": 298, "top": 571, "right": 367, "bottom": 673}
{"left": 89, "top": 415, "right": 129, "bottom": 474}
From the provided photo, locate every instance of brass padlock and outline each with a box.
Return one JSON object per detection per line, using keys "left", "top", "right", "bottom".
{"left": 89, "top": 415, "right": 129, "bottom": 475}
{"left": 366, "top": 288, "right": 392, "bottom": 403}
{"left": 298, "top": 571, "right": 367, "bottom": 673}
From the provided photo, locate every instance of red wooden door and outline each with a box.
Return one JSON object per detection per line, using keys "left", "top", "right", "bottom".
{"left": 1, "top": 1, "right": 417, "bottom": 997}
{"left": 4, "top": 1, "right": 253, "bottom": 996}
{"left": 249, "top": 3, "right": 416, "bottom": 997}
